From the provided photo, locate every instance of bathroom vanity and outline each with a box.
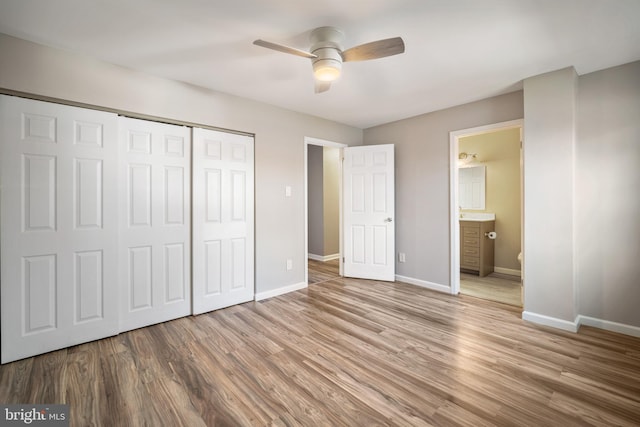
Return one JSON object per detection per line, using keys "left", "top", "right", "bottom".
{"left": 460, "top": 218, "right": 495, "bottom": 277}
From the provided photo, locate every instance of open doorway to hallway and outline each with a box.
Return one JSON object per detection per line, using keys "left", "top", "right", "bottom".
{"left": 304, "top": 137, "right": 347, "bottom": 285}
{"left": 450, "top": 121, "right": 524, "bottom": 307}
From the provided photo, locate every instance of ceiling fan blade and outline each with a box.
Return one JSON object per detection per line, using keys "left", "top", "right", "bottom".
{"left": 253, "top": 39, "right": 317, "bottom": 59}
{"left": 342, "top": 37, "right": 405, "bottom": 62}
{"left": 315, "top": 80, "right": 331, "bottom": 94}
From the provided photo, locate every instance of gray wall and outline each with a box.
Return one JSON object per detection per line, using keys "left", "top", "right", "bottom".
{"left": 365, "top": 61, "right": 640, "bottom": 333}
{"left": 0, "top": 34, "right": 363, "bottom": 295}
{"left": 576, "top": 61, "right": 640, "bottom": 327}
{"left": 363, "top": 91, "right": 524, "bottom": 287}
{"left": 3, "top": 32, "right": 638, "bottom": 333}
{"left": 522, "top": 67, "right": 578, "bottom": 326}
{"left": 522, "top": 62, "right": 640, "bottom": 332}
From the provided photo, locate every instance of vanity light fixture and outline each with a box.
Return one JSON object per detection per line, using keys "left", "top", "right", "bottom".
{"left": 458, "top": 152, "right": 478, "bottom": 165}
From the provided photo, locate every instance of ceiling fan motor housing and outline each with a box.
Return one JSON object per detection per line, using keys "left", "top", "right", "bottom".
{"left": 310, "top": 26, "right": 345, "bottom": 81}
{"left": 310, "top": 26, "right": 344, "bottom": 50}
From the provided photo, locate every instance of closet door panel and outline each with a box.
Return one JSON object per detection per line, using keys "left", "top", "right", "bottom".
{"left": 118, "top": 117, "right": 191, "bottom": 332}
{"left": 75, "top": 158, "right": 104, "bottom": 229}
{"left": 192, "top": 128, "right": 254, "bottom": 314}
{"left": 1, "top": 95, "right": 119, "bottom": 363}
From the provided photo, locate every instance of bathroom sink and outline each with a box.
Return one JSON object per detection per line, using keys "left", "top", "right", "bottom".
{"left": 459, "top": 212, "right": 495, "bottom": 221}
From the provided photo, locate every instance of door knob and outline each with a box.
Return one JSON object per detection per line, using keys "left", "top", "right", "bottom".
{"left": 384, "top": 217, "right": 393, "bottom": 222}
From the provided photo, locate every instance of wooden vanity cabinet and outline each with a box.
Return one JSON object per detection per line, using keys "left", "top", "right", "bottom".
{"left": 460, "top": 220, "right": 495, "bottom": 277}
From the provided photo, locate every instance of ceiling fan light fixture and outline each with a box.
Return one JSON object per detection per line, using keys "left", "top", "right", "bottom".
{"left": 313, "top": 58, "right": 342, "bottom": 81}
{"left": 254, "top": 26, "right": 405, "bottom": 92}
{"left": 312, "top": 47, "right": 343, "bottom": 82}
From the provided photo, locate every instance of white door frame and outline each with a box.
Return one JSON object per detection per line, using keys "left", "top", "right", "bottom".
{"left": 304, "top": 137, "right": 347, "bottom": 284}
{"left": 449, "top": 119, "right": 524, "bottom": 295}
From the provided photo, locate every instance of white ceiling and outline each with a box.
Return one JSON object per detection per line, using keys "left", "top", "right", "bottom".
{"left": 1, "top": 0, "right": 639, "bottom": 129}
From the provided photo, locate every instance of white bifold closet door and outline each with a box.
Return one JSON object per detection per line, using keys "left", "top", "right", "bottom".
{"left": 118, "top": 117, "right": 191, "bottom": 332}
{"left": 0, "top": 96, "right": 119, "bottom": 363}
{"left": 1, "top": 97, "right": 254, "bottom": 362}
{"left": 192, "top": 128, "right": 254, "bottom": 314}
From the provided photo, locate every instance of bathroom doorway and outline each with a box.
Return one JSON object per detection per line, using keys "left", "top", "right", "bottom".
{"left": 450, "top": 120, "right": 524, "bottom": 306}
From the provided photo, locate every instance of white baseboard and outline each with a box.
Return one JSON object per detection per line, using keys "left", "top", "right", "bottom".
{"left": 395, "top": 275, "right": 452, "bottom": 294}
{"left": 308, "top": 253, "right": 341, "bottom": 262}
{"left": 493, "top": 267, "right": 521, "bottom": 277}
{"left": 522, "top": 311, "right": 640, "bottom": 338}
{"left": 522, "top": 311, "right": 579, "bottom": 332}
{"left": 577, "top": 315, "right": 640, "bottom": 338}
{"left": 254, "top": 281, "right": 307, "bottom": 302}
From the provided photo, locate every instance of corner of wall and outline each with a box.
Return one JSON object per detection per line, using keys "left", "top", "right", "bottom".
{"left": 522, "top": 66, "right": 578, "bottom": 324}
{"left": 522, "top": 311, "right": 579, "bottom": 333}
{"left": 395, "top": 275, "right": 452, "bottom": 294}
{"left": 577, "top": 315, "right": 640, "bottom": 338}
{"left": 254, "top": 282, "right": 307, "bottom": 302}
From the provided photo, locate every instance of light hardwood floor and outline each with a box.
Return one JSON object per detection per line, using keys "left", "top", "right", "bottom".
{"left": 308, "top": 258, "right": 341, "bottom": 285}
{"left": 1, "top": 261, "right": 639, "bottom": 426}
{"left": 460, "top": 272, "right": 523, "bottom": 307}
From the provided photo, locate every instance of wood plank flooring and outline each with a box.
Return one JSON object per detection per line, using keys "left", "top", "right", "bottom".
{"left": 308, "top": 258, "right": 341, "bottom": 285}
{"left": 1, "top": 260, "right": 640, "bottom": 426}
{"left": 460, "top": 272, "right": 522, "bottom": 307}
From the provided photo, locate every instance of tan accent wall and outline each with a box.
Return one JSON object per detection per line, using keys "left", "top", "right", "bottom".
{"left": 308, "top": 146, "right": 340, "bottom": 258}
{"left": 323, "top": 147, "right": 340, "bottom": 256}
{"left": 307, "top": 145, "right": 325, "bottom": 256}
{"left": 460, "top": 128, "right": 521, "bottom": 272}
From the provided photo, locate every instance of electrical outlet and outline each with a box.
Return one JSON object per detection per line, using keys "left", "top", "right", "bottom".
{"left": 399, "top": 253, "right": 406, "bottom": 263}
{"left": 286, "top": 259, "right": 293, "bottom": 270}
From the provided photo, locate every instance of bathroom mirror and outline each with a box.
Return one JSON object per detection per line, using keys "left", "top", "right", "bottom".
{"left": 459, "top": 165, "right": 485, "bottom": 210}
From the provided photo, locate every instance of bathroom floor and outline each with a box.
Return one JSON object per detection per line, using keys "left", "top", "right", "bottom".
{"left": 460, "top": 272, "right": 522, "bottom": 307}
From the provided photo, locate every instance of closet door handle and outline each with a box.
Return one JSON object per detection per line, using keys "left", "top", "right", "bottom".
{"left": 384, "top": 217, "right": 393, "bottom": 223}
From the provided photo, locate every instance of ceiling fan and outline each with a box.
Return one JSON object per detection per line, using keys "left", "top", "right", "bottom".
{"left": 253, "top": 27, "right": 405, "bottom": 93}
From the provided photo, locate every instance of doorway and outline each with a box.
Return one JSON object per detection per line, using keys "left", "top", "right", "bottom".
{"left": 304, "top": 137, "right": 347, "bottom": 285}
{"left": 450, "top": 120, "right": 524, "bottom": 306}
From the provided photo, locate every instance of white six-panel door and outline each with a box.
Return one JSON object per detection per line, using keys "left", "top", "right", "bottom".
{"left": 118, "top": 117, "right": 191, "bottom": 332}
{"left": 343, "top": 144, "right": 395, "bottom": 281}
{"left": 192, "top": 128, "right": 254, "bottom": 314}
{"left": 0, "top": 96, "right": 119, "bottom": 363}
